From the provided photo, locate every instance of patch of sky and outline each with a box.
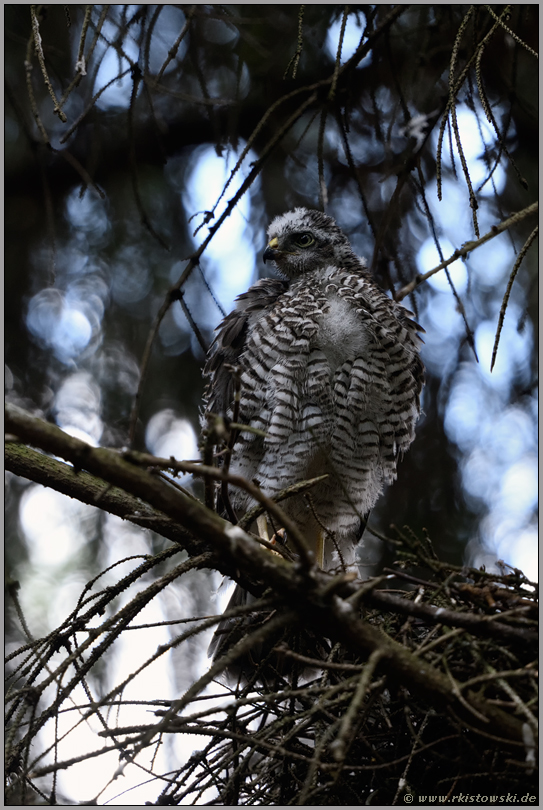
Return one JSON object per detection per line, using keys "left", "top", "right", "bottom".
{"left": 145, "top": 408, "right": 199, "bottom": 463}
{"left": 325, "top": 10, "right": 371, "bottom": 68}
{"left": 202, "top": 15, "right": 239, "bottom": 45}
{"left": 45, "top": 514, "right": 178, "bottom": 805}
{"left": 26, "top": 260, "right": 109, "bottom": 366}
{"left": 474, "top": 309, "right": 532, "bottom": 389}
{"left": 16, "top": 565, "right": 90, "bottom": 645}
{"left": 24, "top": 509, "right": 178, "bottom": 802}
{"left": 106, "top": 597, "right": 176, "bottom": 702}
{"left": 16, "top": 481, "right": 102, "bottom": 650}
{"left": 54, "top": 307, "right": 93, "bottom": 362}
{"left": 53, "top": 372, "right": 103, "bottom": 444}
{"left": 461, "top": 447, "right": 502, "bottom": 503}
{"left": 474, "top": 198, "right": 514, "bottom": 238}
{"left": 17, "top": 485, "right": 188, "bottom": 806}
{"left": 179, "top": 143, "right": 259, "bottom": 327}
{"left": 419, "top": 161, "right": 536, "bottom": 579}
{"left": 56, "top": 246, "right": 89, "bottom": 278}
{"left": 94, "top": 16, "right": 140, "bottom": 110}
{"left": 19, "top": 486, "right": 94, "bottom": 569}
{"left": 453, "top": 387, "right": 481, "bottom": 449}
{"left": 426, "top": 290, "right": 465, "bottom": 338}
{"left": 444, "top": 365, "right": 496, "bottom": 451}
{"left": 326, "top": 119, "right": 384, "bottom": 169}
{"left": 419, "top": 331, "right": 462, "bottom": 381}
{"left": 434, "top": 102, "right": 507, "bottom": 196}
{"left": 110, "top": 245, "right": 153, "bottom": 307}
{"left": 480, "top": 406, "right": 536, "bottom": 467}
{"left": 450, "top": 373, "right": 536, "bottom": 575}
{"left": 498, "top": 525, "right": 538, "bottom": 583}
{"left": 104, "top": 514, "right": 151, "bottom": 562}
{"left": 478, "top": 511, "right": 538, "bottom": 582}
{"left": 329, "top": 186, "right": 374, "bottom": 259}
{"left": 159, "top": 305, "right": 192, "bottom": 356}
{"left": 26, "top": 288, "right": 94, "bottom": 365}
{"left": 495, "top": 455, "right": 538, "bottom": 517}
{"left": 285, "top": 152, "right": 331, "bottom": 207}
{"left": 50, "top": 688, "right": 151, "bottom": 804}
{"left": 423, "top": 178, "right": 473, "bottom": 241}
{"left": 445, "top": 321, "right": 533, "bottom": 467}
{"left": 66, "top": 275, "right": 109, "bottom": 321}
{"left": 65, "top": 188, "right": 110, "bottom": 245}
{"left": 417, "top": 291, "right": 466, "bottom": 380}
{"left": 92, "top": 341, "right": 140, "bottom": 397}
{"left": 417, "top": 237, "right": 468, "bottom": 294}
{"left": 147, "top": 6, "right": 187, "bottom": 75}
{"left": 441, "top": 349, "right": 537, "bottom": 578}
{"left": 474, "top": 514, "right": 513, "bottom": 560}
{"left": 466, "top": 233, "right": 515, "bottom": 290}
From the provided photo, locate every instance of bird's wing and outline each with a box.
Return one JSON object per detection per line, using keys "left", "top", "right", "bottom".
{"left": 203, "top": 277, "right": 289, "bottom": 417}
{"left": 327, "top": 269, "right": 425, "bottom": 483}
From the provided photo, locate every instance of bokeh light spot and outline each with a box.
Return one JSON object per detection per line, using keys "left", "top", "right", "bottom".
{"left": 325, "top": 11, "right": 370, "bottom": 66}
{"left": 418, "top": 237, "right": 468, "bottom": 294}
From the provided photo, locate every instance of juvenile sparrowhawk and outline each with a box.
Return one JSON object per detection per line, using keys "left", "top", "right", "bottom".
{"left": 203, "top": 207, "right": 424, "bottom": 662}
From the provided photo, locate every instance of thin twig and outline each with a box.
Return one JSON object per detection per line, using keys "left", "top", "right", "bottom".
{"left": 329, "top": 6, "right": 349, "bottom": 101}
{"left": 395, "top": 202, "right": 538, "bottom": 301}
{"left": 490, "top": 225, "right": 538, "bottom": 371}
{"left": 30, "top": 5, "right": 67, "bottom": 122}
{"left": 330, "top": 648, "right": 385, "bottom": 762}
{"left": 283, "top": 5, "right": 305, "bottom": 80}
{"left": 156, "top": 5, "right": 195, "bottom": 84}
{"left": 484, "top": 4, "right": 538, "bottom": 59}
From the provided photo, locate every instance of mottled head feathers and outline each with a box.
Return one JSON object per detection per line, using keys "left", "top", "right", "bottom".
{"left": 263, "top": 207, "right": 356, "bottom": 278}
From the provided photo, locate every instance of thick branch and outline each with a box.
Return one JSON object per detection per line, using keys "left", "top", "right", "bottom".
{"left": 5, "top": 441, "right": 192, "bottom": 548}
{"left": 369, "top": 589, "right": 536, "bottom": 647}
{"left": 7, "top": 438, "right": 534, "bottom": 647}
{"left": 4, "top": 403, "right": 532, "bottom": 746}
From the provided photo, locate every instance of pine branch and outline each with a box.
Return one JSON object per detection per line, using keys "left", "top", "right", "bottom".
{"left": 5, "top": 402, "right": 534, "bottom": 747}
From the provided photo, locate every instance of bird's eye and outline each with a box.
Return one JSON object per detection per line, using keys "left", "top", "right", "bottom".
{"left": 294, "top": 233, "right": 315, "bottom": 248}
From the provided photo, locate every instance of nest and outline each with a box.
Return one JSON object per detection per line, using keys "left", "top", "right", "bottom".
{"left": 5, "top": 530, "right": 538, "bottom": 806}
{"left": 152, "top": 531, "right": 538, "bottom": 805}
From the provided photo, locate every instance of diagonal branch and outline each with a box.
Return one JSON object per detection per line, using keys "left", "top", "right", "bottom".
{"left": 4, "top": 403, "right": 534, "bottom": 747}
{"left": 395, "top": 201, "right": 538, "bottom": 301}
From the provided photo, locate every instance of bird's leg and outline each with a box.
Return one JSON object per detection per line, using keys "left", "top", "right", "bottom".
{"left": 256, "top": 517, "right": 288, "bottom": 560}
{"left": 315, "top": 531, "right": 324, "bottom": 570}
{"left": 256, "top": 514, "right": 270, "bottom": 543}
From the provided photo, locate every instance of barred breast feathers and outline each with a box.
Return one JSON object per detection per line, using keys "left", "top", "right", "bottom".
{"left": 202, "top": 207, "right": 425, "bottom": 545}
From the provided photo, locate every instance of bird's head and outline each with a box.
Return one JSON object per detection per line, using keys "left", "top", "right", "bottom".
{"left": 263, "top": 208, "right": 352, "bottom": 278}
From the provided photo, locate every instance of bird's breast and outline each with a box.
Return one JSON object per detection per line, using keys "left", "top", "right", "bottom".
{"left": 311, "top": 291, "right": 371, "bottom": 376}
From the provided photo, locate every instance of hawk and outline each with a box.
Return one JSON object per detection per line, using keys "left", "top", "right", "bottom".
{"left": 203, "top": 207, "right": 424, "bottom": 662}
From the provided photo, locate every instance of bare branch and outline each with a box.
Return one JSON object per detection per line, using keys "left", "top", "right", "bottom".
{"left": 491, "top": 225, "right": 538, "bottom": 371}
{"left": 395, "top": 202, "right": 538, "bottom": 301}
{"left": 4, "top": 403, "right": 534, "bottom": 746}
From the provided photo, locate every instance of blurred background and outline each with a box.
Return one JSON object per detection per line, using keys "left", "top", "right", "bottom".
{"left": 5, "top": 5, "right": 538, "bottom": 804}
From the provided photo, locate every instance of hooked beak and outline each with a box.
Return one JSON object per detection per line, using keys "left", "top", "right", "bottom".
{"left": 263, "top": 236, "right": 279, "bottom": 264}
